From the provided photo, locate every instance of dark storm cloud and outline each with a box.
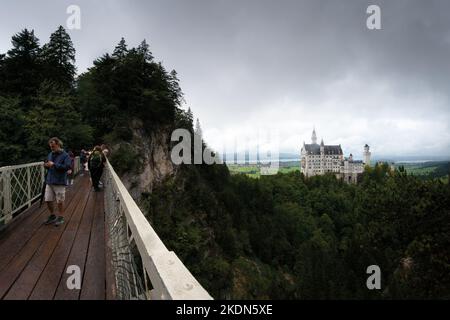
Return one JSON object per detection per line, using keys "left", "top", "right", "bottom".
{"left": 1, "top": 0, "right": 449, "bottom": 157}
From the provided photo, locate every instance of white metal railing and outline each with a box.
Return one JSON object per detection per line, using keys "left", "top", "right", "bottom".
{"left": 0, "top": 156, "right": 80, "bottom": 226}
{"left": 104, "top": 159, "right": 213, "bottom": 300}
{"left": 0, "top": 162, "right": 44, "bottom": 225}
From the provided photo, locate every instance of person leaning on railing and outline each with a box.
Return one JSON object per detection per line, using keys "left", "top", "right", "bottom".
{"left": 43, "top": 137, "right": 72, "bottom": 226}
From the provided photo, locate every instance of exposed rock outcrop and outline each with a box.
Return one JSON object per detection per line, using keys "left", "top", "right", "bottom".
{"left": 112, "top": 119, "right": 175, "bottom": 199}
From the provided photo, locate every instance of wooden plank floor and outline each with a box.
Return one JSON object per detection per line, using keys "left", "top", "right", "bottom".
{"left": 0, "top": 172, "right": 110, "bottom": 300}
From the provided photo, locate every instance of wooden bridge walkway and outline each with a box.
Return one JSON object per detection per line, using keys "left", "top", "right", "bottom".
{"left": 0, "top": 173, "right": 111, "bottom": 300}
{"left": 0, "top": 159, "right": 212, "bottom": 300}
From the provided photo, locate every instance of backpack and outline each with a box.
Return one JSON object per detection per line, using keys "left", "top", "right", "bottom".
{"left": 90, "top": 151, "right": 103, "bottom": 169}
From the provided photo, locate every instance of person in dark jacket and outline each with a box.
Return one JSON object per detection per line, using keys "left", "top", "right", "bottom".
{"left": 88, "top": 145, "right": 106, "bottom": 191}
{"left": 44, "top": 137, "right": 72, "bottom": 226}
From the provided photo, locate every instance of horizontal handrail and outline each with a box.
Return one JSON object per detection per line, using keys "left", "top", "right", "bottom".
{"left": 0, "top": 161, "right": 44, "bottom": 172}
{"left": 104, "top": 159, "right": 212, "bottom": 300}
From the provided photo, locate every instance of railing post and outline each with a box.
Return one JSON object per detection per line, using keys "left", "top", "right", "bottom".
{"left": 3, "top": 169, "right": 12, "bottom": 224}
{"left": 27, "top": 166, "right": 31, "bottom": 209}
{"left": 41, "top": 164, "right": 45, "bottom": 185}
{"left": 74, "top": 156, "right": 80, "bottom": 176}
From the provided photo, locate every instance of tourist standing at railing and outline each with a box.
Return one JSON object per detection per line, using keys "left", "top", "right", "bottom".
{"left": 44, "top": 137, "right": 72, "bottom": 226}
{"left": 88, "top": 145, "right": 106, "bottom": 192}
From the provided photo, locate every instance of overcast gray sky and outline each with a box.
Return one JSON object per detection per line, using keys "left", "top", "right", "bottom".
{"left": 1, "top": 0, "right": 450, "bottom": 158}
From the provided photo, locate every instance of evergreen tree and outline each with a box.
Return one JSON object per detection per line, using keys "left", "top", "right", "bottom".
{"left": 187, "top": 107, "right": 194, "bottom": 126}
{"left": 41, "top": 26, "right": 76, "bottom": 89}
{"left": 195, "top": 118, "right": 203, "bottom": 138}
{"left": 77, "top": 38, "right": 183, "bottom": 146}
{"left": 113, "top": 37, "right": 128, "bottom": 59}
{"left": 7, "top": 29, "right": 41, "bottom": 59}
{"left": 137, "top": 39, "right": 153, "bottom": 62}
{"left": 169, "top": 70, "right": 184, "bottom": 106}
{"left": 25, "top": 81, "right": 93, "bottom": 157}
{"left": 0, "top": 29, "right": 42, "bottom": 107}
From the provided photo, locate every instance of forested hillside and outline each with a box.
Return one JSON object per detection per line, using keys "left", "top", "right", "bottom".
{"left": 0, "top": 27, "right": 93, "bottom": 165}
{"left": 144, "top": 163, "right": 450, "bottom": 299}
{"left": 0, "top": 27, "right": 187, "bottom": 169}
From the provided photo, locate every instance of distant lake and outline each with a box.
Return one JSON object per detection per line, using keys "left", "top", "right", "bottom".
{"left": 394, "top": 160, "right": 436, "bottom": 164}
{"left": 225, "top": 158, "right": 299, "bottom": 164}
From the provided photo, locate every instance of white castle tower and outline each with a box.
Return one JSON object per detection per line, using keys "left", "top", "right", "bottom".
{"left": 363, "top": 144, "right": 371, "bottom": 165}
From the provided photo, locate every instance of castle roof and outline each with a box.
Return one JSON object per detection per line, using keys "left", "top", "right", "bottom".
{"left": 303, "top": 143, "right": 343, "bottom": 155}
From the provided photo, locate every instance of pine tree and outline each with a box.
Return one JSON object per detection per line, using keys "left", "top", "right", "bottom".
{"left": 41, "top": 26, "right": 76, "bottom": 89}
{"left": 169, "top": 70, "right": 184, "bottom": 106}
{"left": 195, "top": 118, "right": 203, "bottom": 139}
{"left": 186, "top": 107, "right": 194, "bottom": 127}
{"left": 137, "top": 39, "right": 153, "bottom": 62}
{"left": 113, "top": 37, "right": 128, "bottom": 59}
{"left": 0, "top": 29, "right": 42, "bottom": 108}
{"left": 7, "top": 29, "right": 41, "bottom": 59}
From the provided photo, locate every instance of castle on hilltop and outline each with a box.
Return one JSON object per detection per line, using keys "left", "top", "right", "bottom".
{"left": 300, "top": 128, "right": 371, "bottom": 183}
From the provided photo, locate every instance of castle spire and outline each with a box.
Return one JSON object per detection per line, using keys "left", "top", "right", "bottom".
{"left": 311, "top": 127, "right": 317, "bottom": 144}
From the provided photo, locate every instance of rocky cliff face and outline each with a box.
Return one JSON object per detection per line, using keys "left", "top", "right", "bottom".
{"left": 113, "top": 119, "right": 175, "bottom": 199}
